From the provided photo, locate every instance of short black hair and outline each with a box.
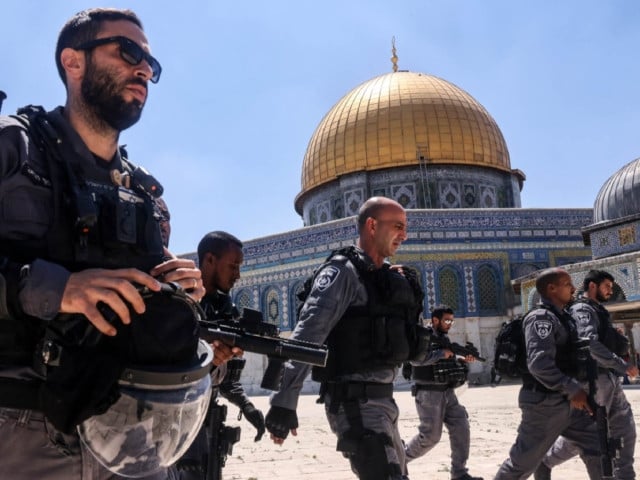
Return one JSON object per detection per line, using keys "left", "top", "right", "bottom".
{"left": 197, "top": 231, "right": 243, "bottom": 265}
{"left": 55, "top": 8, "right": 143, "bottom": 86}
{"left": 432, "top": 304, "right": 454, "bottom": 320}
{"left": 582, "top": 269, "right": 614, "bottom": 291}
{"left": 535, "top": 267, "right": 568, "bottom": 297}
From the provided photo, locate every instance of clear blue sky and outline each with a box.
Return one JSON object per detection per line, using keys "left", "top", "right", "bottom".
{"left": 3, "top": 1, "right": 639, "bottom": 254}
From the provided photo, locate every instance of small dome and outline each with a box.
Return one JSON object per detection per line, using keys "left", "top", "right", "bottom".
{"left": 298, "top": 71, "right": 511, "bottom": 201}
{"left": 593, "top": 157, "right": 640, "bottom": 223}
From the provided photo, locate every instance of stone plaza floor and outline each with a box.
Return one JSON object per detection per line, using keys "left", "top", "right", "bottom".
{"left": 219, "top": 383, "right": 640, "bottom": 480}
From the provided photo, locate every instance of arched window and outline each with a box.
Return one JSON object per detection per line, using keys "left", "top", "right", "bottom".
{"left": 438, "top": 266, "right": 461, "bottom": 312}
{"left": 234, "top": 289, "right": 253, "bottom": 312}
{"left": 477, "top": 265, "right": 500, "bottom": 314}
{"left": 265, "top": 288, "right": 280, "bottom": 325}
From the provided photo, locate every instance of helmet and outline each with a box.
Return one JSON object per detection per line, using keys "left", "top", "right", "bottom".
{"left": 78, "top": 339, "right": 214, "bottom": 478}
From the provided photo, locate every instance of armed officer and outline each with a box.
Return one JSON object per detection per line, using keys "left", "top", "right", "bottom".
{"left": 265, "top": 196, "right": 425, "bottom": 480}
{"left": 494, "top": 268, "right": 603, "bottom": 479}
{"left": 404, "top": 305, "right": 483, "bottom": 480}
{"left": 0, "top": 8, "right": 222, "bottom": 479}
{"left": 175, "top": 231, "right": 265, "bottom": 480}
{"left": 535, "top": 269, "right": 638, "bottom": 480}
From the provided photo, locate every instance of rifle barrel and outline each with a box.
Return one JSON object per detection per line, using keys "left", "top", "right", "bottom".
{"left": 203, "top": 327, "right": 328, "bottom": 367}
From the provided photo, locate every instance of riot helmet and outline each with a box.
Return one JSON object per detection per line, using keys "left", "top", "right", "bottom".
{"left": 78, "top": 339, "right": 213, "bottom": 478}
{"left": 76, "top": 282, "right": 213, "bottom": 478}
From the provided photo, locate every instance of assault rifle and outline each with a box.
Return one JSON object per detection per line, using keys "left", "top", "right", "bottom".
{"left": 199, "top": 308, "right": 328, "bottom": 390}
{"left": 578, "top": 340, "right": 620, "bottom": 479}
{"left": 424, "top": 328, "right": 486, "bottom": 362}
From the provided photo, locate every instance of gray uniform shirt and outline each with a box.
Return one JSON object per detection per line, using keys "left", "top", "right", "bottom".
{"left": 523, "top": 301, "right": 582, "bottom": 398}
{"left": 270, "top": 247, "right": 397, "bottom": 410}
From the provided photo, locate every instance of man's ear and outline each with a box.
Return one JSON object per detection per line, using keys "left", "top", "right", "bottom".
{"left": 366, "top": 216, "right": 376, "bottom": 232}
{"left": 60, "top": 47, "right": 85, "bottom": 82}
{"left": 205, "top": 252, "right": 217, "bottom": 267}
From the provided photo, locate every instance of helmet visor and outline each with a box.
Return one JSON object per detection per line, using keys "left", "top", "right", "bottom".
{"left": 78, "top": 373, "right": 211, "bottom": 478}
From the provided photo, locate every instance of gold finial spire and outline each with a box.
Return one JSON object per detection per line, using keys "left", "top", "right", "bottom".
{"left": 391, "top": 36, "right": 398, "bottom": 72}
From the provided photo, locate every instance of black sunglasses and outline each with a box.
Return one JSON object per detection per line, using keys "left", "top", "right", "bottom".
{"left": 75, "top": 35, "right": 162, "bottom": 83}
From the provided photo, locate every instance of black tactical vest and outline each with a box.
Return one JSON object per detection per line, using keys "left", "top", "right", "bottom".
{"left": 311, "top": 247, "right": 424, "bottom": 381}
{"left": 520, "top": 305, "right": 579, "bottom": 390}
{"left": 0, "top": 107, "right": 164, "bottom": 365}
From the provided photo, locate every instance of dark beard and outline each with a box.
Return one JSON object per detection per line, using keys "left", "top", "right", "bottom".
{"left": 81, "top": 58, "right": 144, "bottom": 132}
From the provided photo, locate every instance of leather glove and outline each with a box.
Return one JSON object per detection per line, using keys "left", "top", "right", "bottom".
{"left": 265, "top": 405, "right": 298, "bottom": 440}
{"left": 242, "top": 402, "right": 266, "bottom": 441}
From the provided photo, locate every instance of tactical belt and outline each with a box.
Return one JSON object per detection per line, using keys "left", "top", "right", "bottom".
{"left": 0, "top": 378, "right": 42, "bottom": 410}
{"left": 412, "top": 383, "right": 449, "bottom": 394}
{"left": 521, "top": 380, "right": 554, "bottom": 394}
{"left": 324, "top": 381, "right": 394, "bottom": 402}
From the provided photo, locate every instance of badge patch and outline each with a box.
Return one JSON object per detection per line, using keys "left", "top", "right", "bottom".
{"left": 314, "top": 266, "right": 340, "bottom": 292}
{"left": 533, "top": 319, "right": 553, "bottom": 339}
{"left": 575, "top": 311, "right": 591, "bottom": 327}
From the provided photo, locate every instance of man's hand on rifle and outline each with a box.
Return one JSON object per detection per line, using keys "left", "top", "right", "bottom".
{"left": 569, "top": 389, "right": 594, "bottom": 415}
{"left": 211, "top": 340, "right": 243, "bottom": 366}
{"left": 242, "top": 402, "right": 266, "bottom": 441}
{"left": 626, "top": 364, "right": 639, "bottom": 380}
{"left": 265, "top": 405, "right": 298, "bottom": 445}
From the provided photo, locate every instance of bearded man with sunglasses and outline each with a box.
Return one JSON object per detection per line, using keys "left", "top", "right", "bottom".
{"left": 404, "top": 305, "right": 483, "bottom": 480}
{"left": 0, "top": 8, "right": 235, "bottom": 480}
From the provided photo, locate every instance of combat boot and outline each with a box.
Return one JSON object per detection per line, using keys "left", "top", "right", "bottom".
{"left": 452, "top": 474, "right": 483, "bottom": 480}
{"left": 533, "top": 462, "right": 551, "bottom": 480}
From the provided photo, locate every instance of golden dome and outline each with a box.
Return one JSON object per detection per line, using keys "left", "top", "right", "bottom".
{"left": 298, "top": 71, "right": 511, "bottom": 200}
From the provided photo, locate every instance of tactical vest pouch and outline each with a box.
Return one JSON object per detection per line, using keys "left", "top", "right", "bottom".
{"left": 93, "top": 184, "right": 164, "bottom": 265}
{"left": 37, "top": 316, "right": 125, "bottom": 434}
{"left": 372, "top": 315, "right": 411, "bottom": 362}
{"left": 38, "top": 282, "right": 203, "bottom": 434}
{"left": 434, "top": 360, "right": 468, "bottom": 388}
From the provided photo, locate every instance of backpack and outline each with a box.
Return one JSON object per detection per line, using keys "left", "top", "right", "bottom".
{"left": 493, "top": 315, "right": 526, "bottom": 378}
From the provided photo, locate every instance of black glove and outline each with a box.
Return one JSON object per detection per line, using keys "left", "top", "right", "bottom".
{"left": 265, "top": 405, "right": 298, "bottom": 440}
{"left": 242, "top": 402, "right": 266, "bottom": 441}
{"left": 402, "top": 362, "right": 413, "bottom": 380}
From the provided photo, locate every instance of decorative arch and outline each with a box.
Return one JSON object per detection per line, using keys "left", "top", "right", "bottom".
{"left": 526, "top": 288, "right": 540, "bottom": 311}
{"left": 477, "top": 264, "right": 501, "bottom": 314}
{"left": 264, "top": 287, "right": 280, "bottom": 325}
{"left": 234, "top": 288, "right": 254, "bottom": 312}
{"left": 437, "top": 266, "right": 462, "bottom": 313}
{"left": 290, "top": 281, "right": 306, "bottom": 328}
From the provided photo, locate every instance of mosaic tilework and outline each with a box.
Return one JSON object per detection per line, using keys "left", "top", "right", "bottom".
{"left": 518, "top": 252, "right": 640, "bottom": 309}
{"left": 178, "top": 208, "right": 593, "bottom": 331}
{"left": 464, "top": 265, "right": 476, "bottom": 311}
{"left": 298, "top": 165, "right": 521, "bottom": 225}
{"left": 586, "top": 218, "right": 640, "bottom": 259}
